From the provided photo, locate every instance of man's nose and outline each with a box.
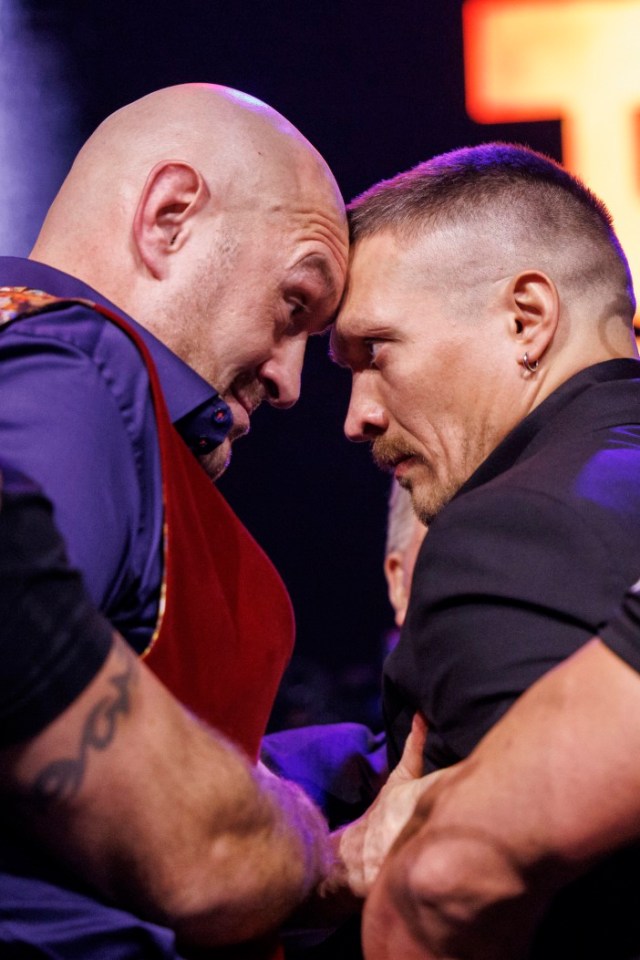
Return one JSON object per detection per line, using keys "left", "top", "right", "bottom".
{"left": 259, "top": 336, "right": 307, "bottom": 409}
{"left": 343, "top": 371, "right": 389, "bottom": 441}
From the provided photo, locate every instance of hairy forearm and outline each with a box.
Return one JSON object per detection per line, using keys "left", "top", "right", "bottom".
{"left": 2, "top": 634, "right": 331, "bottom": 946}
{"left": 364, "top": 639, "right": 640, "bottom": 959}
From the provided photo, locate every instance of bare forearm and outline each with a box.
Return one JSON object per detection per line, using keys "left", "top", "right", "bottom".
{"left": 3, "top": 634, "right": 330, "bottom": 946}
{"left": 364, "top": 639, "right": 640, "bottom": 959}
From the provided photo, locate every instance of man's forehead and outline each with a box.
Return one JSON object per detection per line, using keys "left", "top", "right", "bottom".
{"left": 334, "top": 233, "right": 417, "bottom": 330}
{"left": 347, "top": 224, "right": 468, "bottom": 284}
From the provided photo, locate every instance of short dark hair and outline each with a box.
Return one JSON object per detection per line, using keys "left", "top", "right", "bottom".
{"left": 348, "top": 143, "right": 635, "bottom": 318}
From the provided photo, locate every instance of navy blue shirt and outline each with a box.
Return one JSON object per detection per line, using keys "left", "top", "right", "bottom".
{"left": 0, "top": 257, "right": 232, "bottom": 652}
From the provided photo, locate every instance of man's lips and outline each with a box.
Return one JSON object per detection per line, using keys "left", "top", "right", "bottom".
{"left": 392, "top": 454, "right": 418, "bottom": 478}
{"left": 227, "top": 388, "right": 265, "bottom": 438}
{"left": 372, "top": 440, "right": 419, "bottom": 474}
{"left": 227, "top": 396, "right": 251, "bottom": 437}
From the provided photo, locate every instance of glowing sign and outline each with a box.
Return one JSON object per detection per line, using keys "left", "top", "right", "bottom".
{"left": 463, "top": 0, "right": 640, "bottom": 298}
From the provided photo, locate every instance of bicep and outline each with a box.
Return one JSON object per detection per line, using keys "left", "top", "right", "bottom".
{"left": 464, "top": 638, "right": 640, "bottom": 863}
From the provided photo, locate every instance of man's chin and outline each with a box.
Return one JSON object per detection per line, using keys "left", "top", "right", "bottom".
{"left": 410, "top": 471, "right": 461, "bottom": 526}
{"left": 198, "top": 440, "right": 233, "bottom": 482}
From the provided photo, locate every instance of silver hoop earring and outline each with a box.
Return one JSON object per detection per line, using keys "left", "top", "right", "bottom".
{"left": 521, "top": 352, "right": 539, "bottom": 374}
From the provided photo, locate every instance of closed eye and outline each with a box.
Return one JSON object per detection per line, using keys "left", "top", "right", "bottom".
{"left": 283, "top": 297, "right": 309, "bottom": 335}
{"left": 364, "top": 338, "right": 385, "bottom": 366}
{"left": 289, "top": 297, "right": 308, "bottom": 317}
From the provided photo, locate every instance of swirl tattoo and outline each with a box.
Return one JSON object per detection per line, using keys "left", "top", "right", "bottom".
{"left": 32, "top": 639, "right": 137, "bottom": 804}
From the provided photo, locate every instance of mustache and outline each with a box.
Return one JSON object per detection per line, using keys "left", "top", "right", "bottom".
{"left": 231, "top": 376, "right": 267, "bottom": 417}
{"left": 371, "top": 436, "right": 418, "bottom": 471}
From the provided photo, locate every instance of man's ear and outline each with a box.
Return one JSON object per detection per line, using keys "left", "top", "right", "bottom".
{"left": 384, "top": 552, "right": 409, "bottom": 629}
{"left": 133, "top": 161, "right": 210, "bottom": 279}
{"left": 504, "top": 270, "right": 559, "bottom": 365}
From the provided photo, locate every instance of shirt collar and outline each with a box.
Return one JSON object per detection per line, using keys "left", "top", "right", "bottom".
{"left": 0, "top": 257, "right": 232, "bottom": 453}
{"left": 458, "top": 358, "right": 640, "bottom": 497}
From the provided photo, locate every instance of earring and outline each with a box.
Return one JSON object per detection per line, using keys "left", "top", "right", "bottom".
{"left": 520, "top": 352, "right": 539, "bottom": 374}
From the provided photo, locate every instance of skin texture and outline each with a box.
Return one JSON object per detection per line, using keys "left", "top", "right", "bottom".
{"left": 332, "top": 174, "right": 640, "bottom": 943}
{"left": 31, "top": 83, "right": 348, "bottom": 479}
{"left": 1, "top": 633, "right": 332, "bottom": 948}
{"left": 383, "top": 504, "right": 427, "bottom": 627}
{"left": 9, "top": 84, "right": 349, "bottom": 946}
{"left": 361, "top": 639, "right": 640, "bottom": 959}
{"left": 332, "top": 224, "right": 637, "bottom": 524}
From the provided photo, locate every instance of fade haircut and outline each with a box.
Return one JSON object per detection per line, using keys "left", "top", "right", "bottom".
{"left": 348, "top": 143, "right": 635, "bottom": 320}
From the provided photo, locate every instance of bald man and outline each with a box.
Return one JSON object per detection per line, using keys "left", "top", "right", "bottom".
{"left": 0, "top": 84, "right": 347, "bottom": 958}
{"left": 332, "top": 144, "right": 640, "bottom": 957}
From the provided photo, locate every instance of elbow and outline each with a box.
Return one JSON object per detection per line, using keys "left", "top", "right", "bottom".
{"left": 386, "top": 827, "right": 531, "bottom": 944}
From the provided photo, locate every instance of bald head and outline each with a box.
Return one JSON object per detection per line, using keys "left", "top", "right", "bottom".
{"left": 31, "top": 84, "right": 348, "bottom": 478}
{"left": 32, "top": 84, "right": 343, "bottom": 284}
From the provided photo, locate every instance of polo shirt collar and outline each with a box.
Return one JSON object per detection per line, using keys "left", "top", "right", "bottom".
{"left": 458, "top": 358, "right": 640, "bottom": 497}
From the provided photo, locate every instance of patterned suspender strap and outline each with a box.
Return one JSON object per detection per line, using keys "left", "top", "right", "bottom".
{"left": 0, "top": 287, "right": 89, "bottom": 324}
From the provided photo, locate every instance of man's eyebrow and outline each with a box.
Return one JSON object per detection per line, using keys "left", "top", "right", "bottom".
{"left": 295, "top": 254, "right": 338, "bottom": 299}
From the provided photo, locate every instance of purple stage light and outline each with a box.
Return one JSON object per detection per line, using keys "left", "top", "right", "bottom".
{"left": 0, "top": 0, "right": 78, "bottom": 255}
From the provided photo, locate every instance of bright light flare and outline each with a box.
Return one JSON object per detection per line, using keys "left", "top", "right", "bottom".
{"left": 464, "top": 0, "right": 640, "bottom": 305}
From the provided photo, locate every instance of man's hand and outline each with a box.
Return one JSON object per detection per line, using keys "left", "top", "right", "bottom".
{"left": 329, "top": 714, "right": 441, "bottom": 898}
{"left": 362, "top": 637, "right": 640, "bottom": 959}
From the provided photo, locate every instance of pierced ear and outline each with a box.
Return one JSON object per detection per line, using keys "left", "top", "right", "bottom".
{"left": 384, "top": 552, "right": 409, "bottom": 628}
{"left": 133, "top": 161, "right": 210, "bottom": 279}
{"left": 507, "top": 270, "right": 559, "bottom": 364}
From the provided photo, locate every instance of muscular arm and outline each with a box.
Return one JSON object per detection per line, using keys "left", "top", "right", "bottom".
{"left": 0, "top": 473, "right": 330, "bottom": 948}
{"left": 363, "top": 638, "right": 640, "bottom": 959}
{"left": 2, "top": 631, "right": 331, "bottom": 947}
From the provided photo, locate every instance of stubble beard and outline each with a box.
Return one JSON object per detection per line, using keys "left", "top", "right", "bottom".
{"left": 198, "top": 440, "right": 232, "bottom": 482}
{"left": 372, "top": 435, "right": 467, "bottom": 526}
{"left": 204, "top": 378, "right": 269, "bottom": 481}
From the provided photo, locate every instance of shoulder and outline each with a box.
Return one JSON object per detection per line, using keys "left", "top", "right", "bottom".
{"left": 0, "top": 306, "right": 161, "bottom": 611}
{"left": 416, "top": 437, "right": 640, "bottom": 617}
{"left": 0, "top": 304, "right": 156, "bottom": 466}
{"left": 0, "top": 300, "right": 148, "bottom": 383}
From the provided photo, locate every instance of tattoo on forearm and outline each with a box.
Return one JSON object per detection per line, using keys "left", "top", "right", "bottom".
{"left": 31, "top": 639, "right": 138, "bottom": 804}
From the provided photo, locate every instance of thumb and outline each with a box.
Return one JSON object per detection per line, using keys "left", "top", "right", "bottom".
{"left": 390, "top": 713, "right": 428, "bottom": 783}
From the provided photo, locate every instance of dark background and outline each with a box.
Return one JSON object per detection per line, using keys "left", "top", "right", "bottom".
{"left": 16, "top": 0, "right": 561, "bottom": 729}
